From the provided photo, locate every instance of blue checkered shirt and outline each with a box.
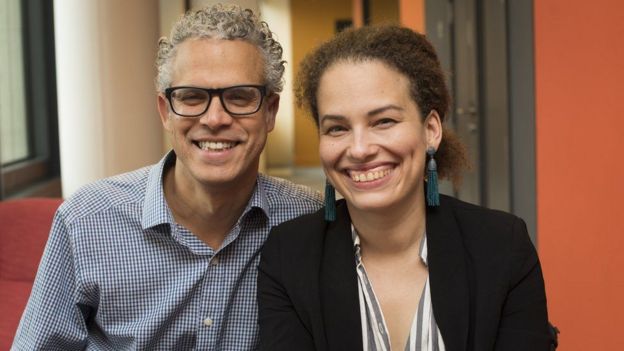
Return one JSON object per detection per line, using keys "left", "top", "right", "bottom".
{"left": 12, "top": 152, "right": 322, "bottom": 350}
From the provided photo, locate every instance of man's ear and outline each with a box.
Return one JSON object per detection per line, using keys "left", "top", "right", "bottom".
{"left": 264, "top": 93, "right": 279, "bottom": 132}
{"left": 157, "top": 93, "right": 172, "bottom": 132}
{"left": 425, "top": 110, "right": 443, "bottom": 149}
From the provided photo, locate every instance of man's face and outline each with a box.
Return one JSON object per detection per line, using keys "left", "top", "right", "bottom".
{"left": 157, "top": 38, "right": 278, "bottom": 191}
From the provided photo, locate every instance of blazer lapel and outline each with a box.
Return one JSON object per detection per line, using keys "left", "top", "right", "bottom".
{"left": 319, "top": 200, "right": 363, "bottom": 350}
{"left": 427, "top": 195, "right": 470, "bottom": 351}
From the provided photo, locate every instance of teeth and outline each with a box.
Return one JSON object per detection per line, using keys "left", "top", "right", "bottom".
{"left": 197, "top": 141, "right": 236, "bottom": 151}
{"left": 350, "top": 169, "right": 391, "bottom": 182}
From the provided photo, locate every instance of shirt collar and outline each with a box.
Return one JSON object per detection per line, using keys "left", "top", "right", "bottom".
{"left": 351, "top": 224, "right": 429, "bottom": 267}
{"left": 246, "top": 174, "right": 270, "bottom": 219}
{"left": 141, "top": 150, "right": 271, "bottom": 230}
{"left": 141, "top": 151, "right": 176, "bottom": 230}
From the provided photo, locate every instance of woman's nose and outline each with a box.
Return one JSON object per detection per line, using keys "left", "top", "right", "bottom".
{"left": 347, "top": 130, "right": 378, "bottom": 161}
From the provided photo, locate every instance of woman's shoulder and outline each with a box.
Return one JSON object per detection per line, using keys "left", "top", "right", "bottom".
{"left": 440, "top": 193, "right": 525, "bottom": 227}
{"left": 438, "top": 194, "right": 531, "bottom": 249}
{"left": 266, "top": 199, "right": 352, "bottom": 256}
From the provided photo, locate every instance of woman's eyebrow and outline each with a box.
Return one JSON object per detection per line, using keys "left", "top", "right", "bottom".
{"left": 319, "top": 114, "right": 346, "bottom": 124}
{"left": 320, "top": 105, "right": 404, "bottom": 124}
{"left": 367, "top": 104, "right": 403, "bottom": 116}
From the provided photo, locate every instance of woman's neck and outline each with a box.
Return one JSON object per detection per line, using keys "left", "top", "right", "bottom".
{"left": 348, "top": 196, "right": 426, "bottom": 258}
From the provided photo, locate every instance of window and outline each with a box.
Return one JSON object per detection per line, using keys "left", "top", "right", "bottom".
{"left": 0, "top": 0, "right": 60, "bottom": 199}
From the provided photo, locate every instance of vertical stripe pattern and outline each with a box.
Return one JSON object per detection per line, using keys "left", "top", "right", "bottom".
{"left": 353, "top": 226, "right": 446, "bottom": 351}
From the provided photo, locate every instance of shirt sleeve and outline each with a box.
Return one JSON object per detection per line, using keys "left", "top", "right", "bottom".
{"left": 12, "top": 209, "right": 89, "bottom": 350}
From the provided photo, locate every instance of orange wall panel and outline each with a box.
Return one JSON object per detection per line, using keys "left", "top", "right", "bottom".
{"left": 399, "top": 0, "right": 424, "bottom": 33}
{"left": 535, "top": 0, "right": 624, "bottom": 349}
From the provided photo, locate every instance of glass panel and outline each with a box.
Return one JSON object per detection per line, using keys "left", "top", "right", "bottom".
{"left": 0, "top": 0, "right": 29, "bottom": 165}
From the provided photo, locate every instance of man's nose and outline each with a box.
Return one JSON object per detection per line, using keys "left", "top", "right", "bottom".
{"left": 199, "top": 95, "right": 234, "bottom": 129}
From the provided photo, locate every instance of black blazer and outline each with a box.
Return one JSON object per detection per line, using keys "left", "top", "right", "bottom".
{"left": 258, "top": 195, "right": 552, "bottom": 351}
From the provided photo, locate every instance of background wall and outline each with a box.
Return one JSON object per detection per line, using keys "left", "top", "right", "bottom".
{"left": 158, "top": 0, "right": 186, "bottom": 154}
{"left": 535, "top": 0, "right": 624, "bottom": 349}
{"left": 291, "top": 0, "right": 352, "bottom": 166}
{"left": 370, "top": 0, "right": 399, "bottom": 25}
{"left": 260, "top": 0, "right": 295, "bottom": 169}
{"left": 55, "top": 0, "right": 163, "bottom": 197}
{"left": 399, "top": 0, "right": 424, "bottom": 33}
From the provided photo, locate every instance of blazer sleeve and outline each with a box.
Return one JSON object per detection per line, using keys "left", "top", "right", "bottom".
{"left": 257, "top": 229, "right": 316, "bottom": 351}
{"left": 494, "top": 217, "right": 553, "bottom": 351}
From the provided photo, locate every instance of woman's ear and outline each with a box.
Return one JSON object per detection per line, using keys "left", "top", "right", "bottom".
{"left": 425, "top": 110, "right": 443, "bottom": 149}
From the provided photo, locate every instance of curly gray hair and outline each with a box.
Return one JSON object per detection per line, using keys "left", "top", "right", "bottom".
{"left": 155, "top": 4, "right": 285, "bottom": 93}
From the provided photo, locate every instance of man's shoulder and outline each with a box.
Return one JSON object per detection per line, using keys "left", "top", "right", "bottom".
{"left": 259, "top": 174, "right": 323, "bottom": 208}
{"left": 258, "top": 174, "right": 323, "bottom": 225}
{"left": 59, "top": 165, "right": 153, "bottom": 224}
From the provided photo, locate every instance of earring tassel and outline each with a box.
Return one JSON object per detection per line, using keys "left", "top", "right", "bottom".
{"left": 427, "top": 150, "right": 440, "bottom": 207}
{"left": 324, "top": 181, "right": 336, "bottom": 221}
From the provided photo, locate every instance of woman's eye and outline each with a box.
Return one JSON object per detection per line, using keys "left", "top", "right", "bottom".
{"left": 375, "top": 118, "right": 397, "bottom": 127}
{"left": 324, "top": 125, "right": 347, "bottom": 135}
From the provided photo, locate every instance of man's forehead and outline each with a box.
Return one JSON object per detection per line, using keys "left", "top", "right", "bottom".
{"left": 174, "top": 37, "right": 263, "bottom": 63}
{"left": 170, "top": 37, "right": 265, "bottom": 86}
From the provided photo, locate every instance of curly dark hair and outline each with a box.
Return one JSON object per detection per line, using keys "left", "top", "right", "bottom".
{"left": 296, "top": 25, "right": 469, "bottom": 186}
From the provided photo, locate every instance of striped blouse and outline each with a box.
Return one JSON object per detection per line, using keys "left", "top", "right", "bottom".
{"left": 352, "top": 227, "right": 446, "bottom": 351}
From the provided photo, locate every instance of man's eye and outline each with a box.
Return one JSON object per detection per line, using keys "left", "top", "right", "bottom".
{"left": 175, "top": 91, "right": 206, "bottom": 105}
{"left": 226, "top": 94, "right": 256, "bottom": 106}
{"left": 181, "top": 94, "right": 203, "bottom": 101}
{"left": 224, "top": 88, "right": 260, "bottom": 106}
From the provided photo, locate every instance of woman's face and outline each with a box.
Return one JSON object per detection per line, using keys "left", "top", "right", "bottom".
{"left": 317, "top": 60, "right": 442, "bottom": 214}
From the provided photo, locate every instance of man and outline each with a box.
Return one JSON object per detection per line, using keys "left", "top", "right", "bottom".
{"left": 13, "top": 4, "right": 322, "bottom": 350}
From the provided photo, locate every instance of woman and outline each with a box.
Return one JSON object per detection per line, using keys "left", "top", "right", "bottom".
{"left": 258, "top": 26, "right": 553, "bottom": 350}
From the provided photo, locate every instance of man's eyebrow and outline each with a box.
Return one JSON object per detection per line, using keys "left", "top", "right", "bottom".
{"left": 367, "top": 104, "right": 404, "bottom": 116}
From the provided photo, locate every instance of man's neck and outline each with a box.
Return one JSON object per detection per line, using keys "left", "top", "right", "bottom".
{"left": 162, "top": 165, "right": 257, "bottom": 250}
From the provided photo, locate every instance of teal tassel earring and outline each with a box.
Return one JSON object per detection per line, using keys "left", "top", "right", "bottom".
{"left": 426, "top": 147, "right": 440, "bottom": 207}
{"left": 324, "top": 180, "right": 336, "bottom": 221}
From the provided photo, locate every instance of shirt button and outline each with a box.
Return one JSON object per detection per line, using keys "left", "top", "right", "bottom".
{"left": 211, "top": 257, "right": 219, "bottom": 266}
{"left": 203, "top": 318, "right": 213, "bottom": 327}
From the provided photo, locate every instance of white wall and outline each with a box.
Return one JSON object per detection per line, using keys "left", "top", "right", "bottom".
{"left": 55, "top": 0, "right": 164, "bottom": 197}
{"left": 158, "top": 0, "right": 186, "bottom": 153}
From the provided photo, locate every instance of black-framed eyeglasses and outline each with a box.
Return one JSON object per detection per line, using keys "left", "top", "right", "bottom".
{"left": 164, "top": 85, "right": 267, "bottom": 117}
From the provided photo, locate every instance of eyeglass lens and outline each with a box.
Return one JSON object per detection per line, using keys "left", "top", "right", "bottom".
{"left": 170, "top": 86, "right": 263, "bottom": 116}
